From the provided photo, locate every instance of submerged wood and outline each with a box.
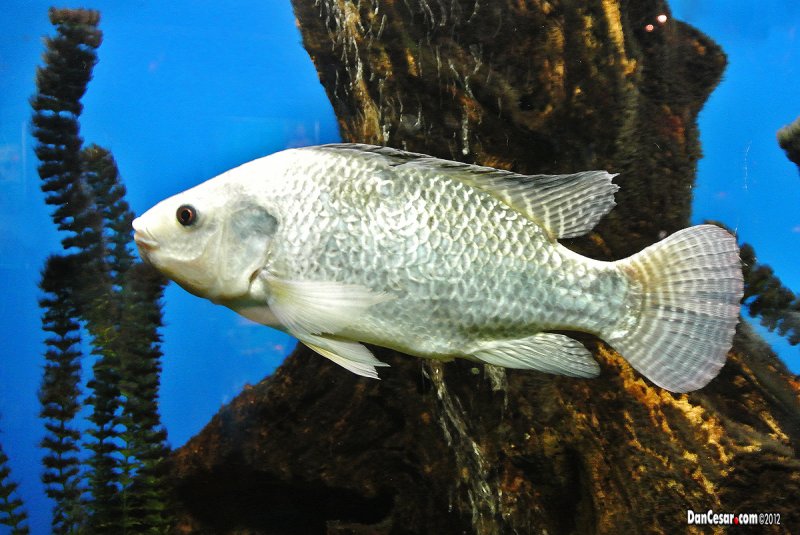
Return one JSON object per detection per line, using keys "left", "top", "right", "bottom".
{"left": 169, "top": 1, "right": 800, "bottom": 533}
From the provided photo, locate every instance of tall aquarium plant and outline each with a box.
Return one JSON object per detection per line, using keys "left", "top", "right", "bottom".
{"left": 27, "top": 7, "right": 173, "bottom": 533}
{"left": 0, "top": 436, "right": 29, "bottom": 534}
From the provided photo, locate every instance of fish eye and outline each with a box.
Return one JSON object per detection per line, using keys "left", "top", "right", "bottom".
{"left": 176, "top": 204, "right": 198, "bottom": 226}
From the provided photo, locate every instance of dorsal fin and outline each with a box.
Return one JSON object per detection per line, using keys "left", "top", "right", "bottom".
{"left": 312, "top": 144, "right": 619, "bottom": 239}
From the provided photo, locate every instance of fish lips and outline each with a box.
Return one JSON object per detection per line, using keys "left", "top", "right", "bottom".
{"left": 132, "top": 217, "right": 159, "bottom": 258}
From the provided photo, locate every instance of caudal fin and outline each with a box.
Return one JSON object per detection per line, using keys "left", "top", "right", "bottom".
{"left": 608, "top": 225, "right": 743, "bottom": 393}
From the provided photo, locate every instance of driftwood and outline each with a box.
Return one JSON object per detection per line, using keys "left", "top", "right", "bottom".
{"left": 170, "top": 1, "right": 800, "bottom": 533}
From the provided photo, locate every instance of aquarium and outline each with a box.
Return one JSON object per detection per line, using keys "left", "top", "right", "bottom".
{"left": 1, "top": 1, "right": 798, "bottom": 533}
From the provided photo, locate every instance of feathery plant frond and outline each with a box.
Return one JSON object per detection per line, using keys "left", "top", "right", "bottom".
{"left": 0, "top": 436, "right": 30, "bottom": 535}
{"left": 31, "top": 7, "right": 173, "bottom": 532}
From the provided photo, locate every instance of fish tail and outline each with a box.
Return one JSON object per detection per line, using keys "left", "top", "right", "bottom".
{"left": 608, "top": 225, "right": 743, "bottom": 392}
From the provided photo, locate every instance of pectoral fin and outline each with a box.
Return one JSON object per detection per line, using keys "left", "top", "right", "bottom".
{"left": 469, "top": 333, "right": 600, "bottom": 378}
{"left": 303, "top": 334, "right": 389, "bottom": 379}
{"left": 264, "top": 275, "right": 393, "bottom": 337}
{"left": 262, "top": 275, "right": 393, "bottom": 378}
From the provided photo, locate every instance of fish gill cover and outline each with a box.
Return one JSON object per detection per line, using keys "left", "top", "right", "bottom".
{"left": 166, "top": 1, "right": 800, "bottom": 534}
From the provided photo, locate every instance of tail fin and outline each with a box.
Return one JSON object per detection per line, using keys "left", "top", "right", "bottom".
{"left": 608, "top": 225, "right": 743, "bottom": 393}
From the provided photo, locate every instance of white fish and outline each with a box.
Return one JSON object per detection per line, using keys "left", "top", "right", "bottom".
{"left": 133, "top": 144, "right": 742, "bottom": 392}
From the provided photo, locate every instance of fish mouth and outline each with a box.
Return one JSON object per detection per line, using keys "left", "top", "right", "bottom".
{"left": 134, "top": 233, "right": 159, "bottom": 252}
{"left": 132, "top": 218, "right": 159, "bottom": 252}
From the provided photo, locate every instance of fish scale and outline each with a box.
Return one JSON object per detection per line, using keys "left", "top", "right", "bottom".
{"left": 133, "top": 143, "right": 742, "bottom": 392}
{"left": 265, "top": 148, "right": 628, "bottom": 357}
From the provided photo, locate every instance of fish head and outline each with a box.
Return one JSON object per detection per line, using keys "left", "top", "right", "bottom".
{"left": 133, "top": 177, "right": 278, "bottom": 303}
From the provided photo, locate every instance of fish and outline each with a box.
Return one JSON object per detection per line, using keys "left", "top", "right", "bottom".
{"left": 132, "top": 143, "right": 743, "bottom": 393}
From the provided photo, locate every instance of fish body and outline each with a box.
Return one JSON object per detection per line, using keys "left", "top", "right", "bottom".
{"left": 133, "top": 144, "right": 742, "bottom": 392}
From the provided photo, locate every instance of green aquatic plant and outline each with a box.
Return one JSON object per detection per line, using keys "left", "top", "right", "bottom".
{"left": 0, "top": 437, "right": 29, "bottom": 534}
{"left": 741, "top": 242, "right": 800, "bottom": 346}
{"left": 777, "top": 115, "right": 800, "bottom": 171}
{"left": 705, "top": 221, "right": 799, "bottom": 348}
{"left": 80, "top": 144, "right": 170, "bottom": 531}
{"left": 30, "top": 7, "right": 173, "bottom": 533}
{"left": 38, "top": 256, "right": 86, "bottom": 533}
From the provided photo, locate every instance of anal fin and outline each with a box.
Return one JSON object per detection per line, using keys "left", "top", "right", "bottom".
{"left": 469, "top": 333, "right": 600, "bottom": 378}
